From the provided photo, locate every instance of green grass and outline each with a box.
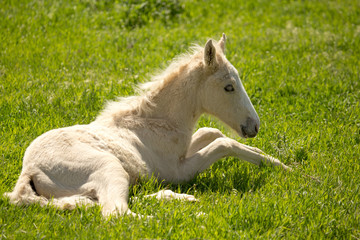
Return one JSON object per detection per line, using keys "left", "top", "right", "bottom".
{"left": 1, "top": 0, "right": 359, "bottom": 238}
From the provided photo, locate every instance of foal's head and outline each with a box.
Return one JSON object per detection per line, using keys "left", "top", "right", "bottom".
{"left": 199, "top": 34, "right": 260, "bottom": 138}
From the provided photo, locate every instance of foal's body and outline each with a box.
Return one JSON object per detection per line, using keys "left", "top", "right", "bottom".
{"left": 5, "top": 34, "right": 290, "bottom": 217}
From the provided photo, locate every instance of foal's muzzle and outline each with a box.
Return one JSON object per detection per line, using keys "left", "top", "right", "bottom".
{"left": 241, "top": 117, "right": 259, "bottom": 138}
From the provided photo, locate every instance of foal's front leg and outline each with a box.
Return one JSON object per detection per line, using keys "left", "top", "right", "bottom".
{"left": 186, "top": 127, "right": 265, "bottom": 157}
{"left": 177, "top": 128, "right": 291, "bottom": 182}
{"left": 186, "top": 127, "right": 225, "bottom": 157}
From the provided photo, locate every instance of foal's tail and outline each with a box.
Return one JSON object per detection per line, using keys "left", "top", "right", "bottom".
{"left": 4, "top": 172, "right": 48, "bottom": 207}
{"left": 4, "top": 172, "right": 95, "bottom": 210}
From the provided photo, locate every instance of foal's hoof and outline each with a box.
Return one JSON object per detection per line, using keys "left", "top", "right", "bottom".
{"left": 182, "top": 194, "right": 198, "bottom": 202}
{"left": 160, "top": 190, "right": 198, "bottom": 202}
{"left": 195, "top": 212, "right": 206, "bottom": 217}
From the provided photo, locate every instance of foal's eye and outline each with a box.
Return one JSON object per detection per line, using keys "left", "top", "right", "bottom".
{"left": 224, "top": 84, "right": 235, "bottom": 92}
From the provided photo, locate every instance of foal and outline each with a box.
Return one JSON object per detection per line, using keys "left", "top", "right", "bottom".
{"left": 5, "top": 34, "right": 290, "bottom": 217}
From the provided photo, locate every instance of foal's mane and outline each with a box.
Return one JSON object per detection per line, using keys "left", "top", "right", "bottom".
{"left": 139, "top": 45, "right": 203, "bottom": 94}
{"left": 95, "top": 41, "right": 224, "bottom": 125}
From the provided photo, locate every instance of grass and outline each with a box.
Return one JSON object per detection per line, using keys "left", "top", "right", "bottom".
{"left": 1, "top": 0, "right": 359, "bottom": 238}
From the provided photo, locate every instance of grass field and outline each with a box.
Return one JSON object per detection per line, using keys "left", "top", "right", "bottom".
{"left": 1, "top": 0, "right": 359, "bottom": 238}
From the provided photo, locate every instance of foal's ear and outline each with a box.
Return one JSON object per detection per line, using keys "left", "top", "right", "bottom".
{"left": 204, "top": 39, "right": 217, "bottom": 67}
{"left": 219, "top": 33, "right": 226, "bottom": 54}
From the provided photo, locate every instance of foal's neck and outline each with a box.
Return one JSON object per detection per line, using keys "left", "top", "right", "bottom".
{"left": 145, "top": 65, "right": 203, "bottom": 132}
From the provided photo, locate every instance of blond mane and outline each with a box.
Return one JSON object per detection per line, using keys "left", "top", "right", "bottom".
{"left": 95, "top": 41, "right": 225, "bottom": 125}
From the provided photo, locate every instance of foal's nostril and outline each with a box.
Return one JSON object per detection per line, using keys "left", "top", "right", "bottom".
{"left": 241, "top": 119, "right": 259, "bottom": 138}
{"left": 241, "top": 125, "right": 248, "bottom": 138}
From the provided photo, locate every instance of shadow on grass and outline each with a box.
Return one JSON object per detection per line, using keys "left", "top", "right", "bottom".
{"left": 130, "top": 158, "right": 269, "bottom": 199}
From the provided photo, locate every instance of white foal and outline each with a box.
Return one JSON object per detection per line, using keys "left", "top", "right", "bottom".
{"left": 4, "top": 34, "right": 290, "bottom": 217}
